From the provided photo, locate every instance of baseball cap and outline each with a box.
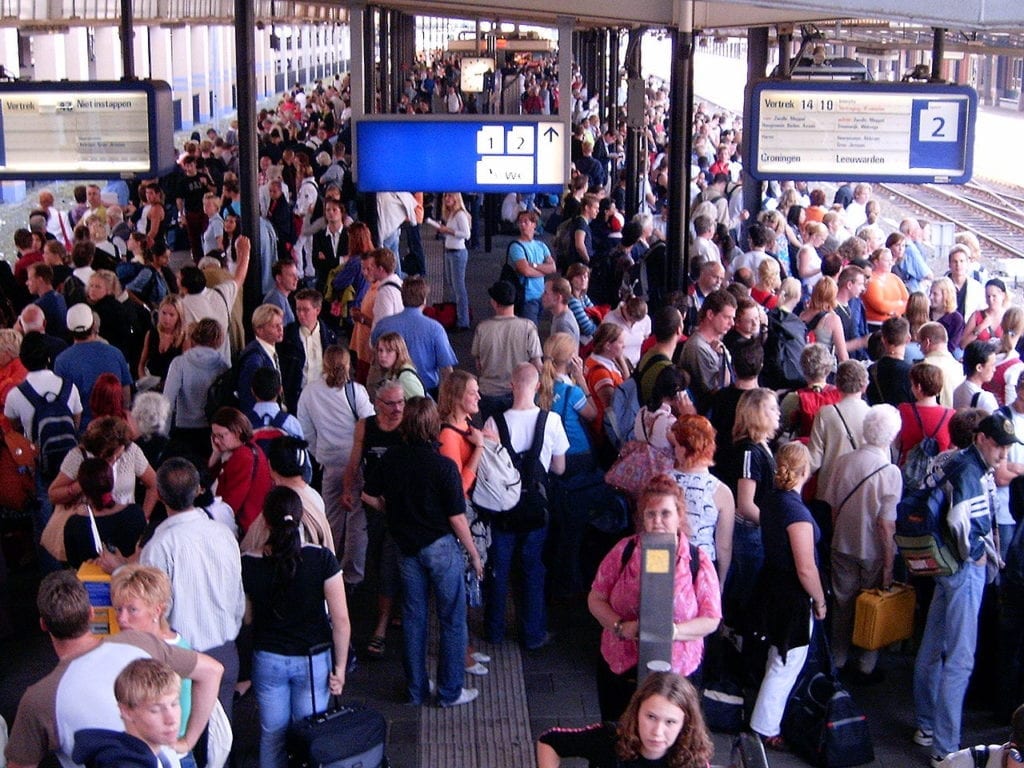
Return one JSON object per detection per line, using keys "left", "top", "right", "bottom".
{"left": 976, "top": 411, "right": 1024, "bottom": 446}
{"left": 66, "top": 304, "right": 94, "bottom": 334}
{"left": 487, "top": 281, "right": 516, "bottom": 307}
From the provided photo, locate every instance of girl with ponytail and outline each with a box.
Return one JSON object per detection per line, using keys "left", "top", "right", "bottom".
{"left": 242, "top": 485, "right": 351, "bottom": 768}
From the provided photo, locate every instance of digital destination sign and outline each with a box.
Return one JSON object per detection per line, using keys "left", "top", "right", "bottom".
{"left": 746, "top": 81, "right": 977, "bottom": 184}
{"left": 0, "top": 80, "right": 176, "bottom": 179}
{"left": 355, "top": 117, "right": 566, "bottom": 193}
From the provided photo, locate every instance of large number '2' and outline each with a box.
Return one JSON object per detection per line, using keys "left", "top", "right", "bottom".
{"left": 931, "top": 116, "right": 946, "bottom": 138}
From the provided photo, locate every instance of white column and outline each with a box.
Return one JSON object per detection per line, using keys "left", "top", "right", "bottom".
{"left": 64, "top": 28, "right": 89, "bottom": 80}
{"left": 93, "top": 27, "right": 121, "bottom": 79}
{"left": 190, "top": 25, "right": 210, "bottom": 123}
{"left": 31, "top": 34, "right": 64, "bottom": 80}
{"left": 170, "top": 27, "right": 193, "bottom": 125}
{"left": 0, "top": 29, "right": 18, "bottom": 77}
{"left": 207, "top": 25, "right": 224, "bottom": 121}
{"left": 149, "top": 27, "right": 173, "bottom": 83}
{"left": 132, "top": 24, "right": 151, "bottom": 78}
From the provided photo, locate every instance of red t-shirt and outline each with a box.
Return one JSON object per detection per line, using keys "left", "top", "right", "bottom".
{"left": 897, "top": 403, "right": 954, "bottom": 463}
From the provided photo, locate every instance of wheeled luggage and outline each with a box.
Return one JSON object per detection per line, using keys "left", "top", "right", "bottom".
{"left": 288, "top": 644, "right": 388, "bottom": 768}
{"left": 852, "top": 582, "right": 916, "bottom": 651}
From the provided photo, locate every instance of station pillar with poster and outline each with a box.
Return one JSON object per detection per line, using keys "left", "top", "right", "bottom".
{"left": 354, "top": 117, "right": 567, "bottom": 193}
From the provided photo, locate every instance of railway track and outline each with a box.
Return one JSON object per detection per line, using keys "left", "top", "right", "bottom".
{"left": 878, "top": 181, "right": 1024, "bottom": 261}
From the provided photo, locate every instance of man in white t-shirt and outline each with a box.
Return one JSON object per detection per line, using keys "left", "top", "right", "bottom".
{"left": 483, "top": 364, "right": 568, "bottom": 651}
{"left": 179, "top": 236, "right": 250, "bottom": 363}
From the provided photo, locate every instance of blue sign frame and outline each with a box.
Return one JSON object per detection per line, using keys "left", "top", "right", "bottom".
{"left": 355, "top": 116, "right": 566, "bottom": 193}
{"left": 0, "top": 79, "right": 176, "bottom": 180}
{"left": 745, "top": 80, "right": 977, "bottom": 184}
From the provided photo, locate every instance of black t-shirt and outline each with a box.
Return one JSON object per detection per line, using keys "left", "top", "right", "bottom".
{"left": 867, "top": 356, "right": 913, "bottom": 406}
{"left": 713, "top": 437, "right": 776, "bottom": 522}
{"left": 538, "top": 722, "right": 670, "bottom": 767}
{"left": 64, "top": 504, "right": 147, "bottom": 568}
{"left": 176, "top": 173, "right": 210, "bottom": 212}
{"left": 363, "top": 442, "right": 464, "bottom": 557}
{"left": 360, "top": 417, "right": 405, "bottom": 479}
{"left": 242, "top": 545, "right": 342, "bottom": 655}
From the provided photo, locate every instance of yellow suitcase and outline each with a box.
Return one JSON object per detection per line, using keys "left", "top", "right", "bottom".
{"left": 77, "top": 561, "right": 120, "bottom": 636}
{"left": 852, "top": 583, "right": 915, "bottom": 651}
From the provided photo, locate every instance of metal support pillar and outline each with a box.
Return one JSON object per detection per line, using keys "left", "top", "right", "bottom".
{"left": 623, "top": 27, "right": 643, "bottom": 220}
{"left": 379, "top": 9, "right": 391, "bottom": 113}
{"left": 608, "top": 29, "right": 621, "bottom": 131}
{"left": 778, "top": 29, "right": 792, "bottom": 77}
{"left": 235, "top": 0, "right": 260, "bottom": 323}
{"left": 363, "top": 6, "right": 376, "bottom": 113}
{"left": 742, "top": 27, "right": 769, "bottom": 243}
{"left": 931, "top": 27, "right": 946, "bottom": 81}
{"left": 668, "top": 19, "right": 693, "bottom": 295}
{"left": 350, "top": 3, "right": 367, "bottom": 118}
{"left": 119, "top": 0, "right": 134, "bottom": 79}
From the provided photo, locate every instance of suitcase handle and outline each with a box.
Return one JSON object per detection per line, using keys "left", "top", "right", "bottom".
{"left": 306, "top": 642, "right": 336, "bottom": 716}
{"left": 860, "top": 581, "right": 913, "bottom": 598}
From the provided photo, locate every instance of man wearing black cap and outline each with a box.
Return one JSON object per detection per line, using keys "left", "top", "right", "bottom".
{"left": 471, "top": 281, "right": 542, "bottom": 424}
{"left": 914, "top": 410, "right": 1019, "bottom": 767}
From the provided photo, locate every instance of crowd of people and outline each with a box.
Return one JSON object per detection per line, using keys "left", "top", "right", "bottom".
{"left": 1, "top": 68, "right": 1024, "bottom": 768}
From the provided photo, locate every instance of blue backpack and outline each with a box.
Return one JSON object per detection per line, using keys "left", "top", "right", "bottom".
{"left": 17, "top": 379, "right": 78, "bottom": 483}
{"left": 604, "top": 355, "right": 670, "bottom": 449}
{"left": 894, "top": 467, "right": 960, "bottom": 577}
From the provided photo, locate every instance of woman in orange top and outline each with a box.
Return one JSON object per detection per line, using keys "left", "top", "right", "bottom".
{"left": 861, "top": 247, "right": 909, "bottom": 329}
{"left": 437, "top": 370, "right": 494, "bottom": 677}
{"left": 584, "top": 324, "right": 631, "bottom": 457}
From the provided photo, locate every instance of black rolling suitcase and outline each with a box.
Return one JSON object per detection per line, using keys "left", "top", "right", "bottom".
{"left": 288, "top": 644, "right": 388, "bottom": 768}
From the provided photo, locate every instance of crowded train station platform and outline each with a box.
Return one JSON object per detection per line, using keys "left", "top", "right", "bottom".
{"left": 2, "top": 1, "right": 1024, "bottom": 766}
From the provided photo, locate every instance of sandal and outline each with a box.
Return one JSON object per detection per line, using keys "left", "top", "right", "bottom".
{"left": 366, "top": 635, "right": 386, "bottom": 658}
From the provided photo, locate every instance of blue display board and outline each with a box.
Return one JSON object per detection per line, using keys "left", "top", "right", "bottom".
{"left": 745, "top": 81, "right": 976, "bottom": 183}
{"left": 355, "top": 117, "right": 566, "bottom": 193}
{"left": 0, "top": 80, "right": 176, "bottom": 180}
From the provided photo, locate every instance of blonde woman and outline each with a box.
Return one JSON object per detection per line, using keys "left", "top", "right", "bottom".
{"left": 138, "top": 295, "right": 186, "bottom": 385}
{"left": 929, "top": 276, "right": 965, "bottom": 353}
{"left": 436, "top": 192, "right": 472, "bottom": 329}
{"left": 749, "top": 441, "right": 826, "bottom": 751}
{"left": 717, "top": 388, "right": 780, "bottom": 624}
{"left": 87, "top": 268, "right": 133, "bottom": 352}
{"left": 752, "top": 257, "right": 782, "bottom": 310}
{"left": 371, "top": 332, "right": 425, "bottom": 400}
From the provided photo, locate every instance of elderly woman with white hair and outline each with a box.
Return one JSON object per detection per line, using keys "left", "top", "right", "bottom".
{"left": 131, "top": 391, "right": 171, "bottom": 469}
{"left": 827, "top": 403, "right": 904, "bottom": 683}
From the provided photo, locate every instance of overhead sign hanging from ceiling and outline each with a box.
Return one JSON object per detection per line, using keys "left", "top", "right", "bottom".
{"left": 355, "top": 117, "right": 566, "bottom": 193}
{"left": 745, "top": 81, "right": 977, "bottom": 184}
{"left": 0, "top": 80, "right": 176, "bottom": 180}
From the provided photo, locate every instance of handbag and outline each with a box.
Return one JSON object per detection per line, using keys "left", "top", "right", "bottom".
{"left": 40, "top": 502, "right": 81, "bottom": 562}
{"left": 604, "top": 414, "right": 674, "bottom": 497}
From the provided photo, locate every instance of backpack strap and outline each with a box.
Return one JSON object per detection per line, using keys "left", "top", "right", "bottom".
{"left": 344, "top": 381, "right": 357, "bottom": 419}
{"left": 270, "top": 410, "right": 289, "bottom": 430}
{"left": 971, "top": 391, "right": 981, "bottom": 408}
{"left": 522, "top": 410, "right": 549, "bottom": 480}
{"left": 494, "top": 412, "right": 514, "bottom": 460}
{"left": 832, "top": 403, "right": 857, "bottom": 450}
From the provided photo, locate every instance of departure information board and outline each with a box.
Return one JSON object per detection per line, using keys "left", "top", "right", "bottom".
{"left": 355, "top": 118, "right": 566, "bottom": 193}
{"left": 746, "top": 81, "right": 976, "bottom": 183}
{"left": 0, "top": 80, "right": 176, "bottom": 179}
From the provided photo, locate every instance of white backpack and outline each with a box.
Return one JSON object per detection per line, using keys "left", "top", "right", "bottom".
{"left": 470, "top": 439, "right": 521, "bottom": 514}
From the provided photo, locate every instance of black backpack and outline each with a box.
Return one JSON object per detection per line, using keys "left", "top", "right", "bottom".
{"left": 17, "top": 379, "right": 79, "bottom": 483}
{"left": 493, "top": 410, "right": 549, "bottom": 533}
{"left": 762, "top": 308, "right": 808, "bottom": 390}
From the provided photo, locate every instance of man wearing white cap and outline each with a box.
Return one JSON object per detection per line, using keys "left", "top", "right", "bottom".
{"left": 53, "top": 304, "right": 131, "bottom": 429}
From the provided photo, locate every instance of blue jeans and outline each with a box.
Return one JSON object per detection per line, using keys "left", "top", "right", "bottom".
{"left": 444, "top": 248, "right": 470, "bottom": 327}
{"left": 252, "top": 648, "right": 331, "bottom": 768}
{"left": 399, "top": 534, "right": 467, "bottom": 705}
{"left": 520, "top": 297, "right": 541, "bottom": 325}
{"left": 913, "top": 561, "right": 986, "bottom": 757}
{"left": 485, "top": 525, "right": 548, "bottom": 648}
{"left": 723, "top": 524, "right": 764, "bottom": 626}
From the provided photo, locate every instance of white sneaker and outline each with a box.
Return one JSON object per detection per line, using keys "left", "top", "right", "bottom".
{"left": 465, "top": 662, "right": 489, "bottom": 676}
{"left": 913, "top": 729, "right": 934, "bottom": 747}
{"left": 440, "top": 687, "right": 479, "bottom": 707}
{"left": 471, "top": 651, "right": 491, "bottom": 663}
